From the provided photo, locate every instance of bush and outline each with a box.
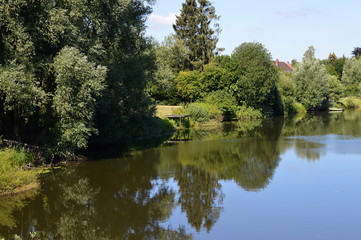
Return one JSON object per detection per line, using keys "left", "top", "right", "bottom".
{"left": 203, "top": 90, "right": 238, "bottom": 121}
{"left": 338, "top": 97, "right": 361, "bottom": 109}
{"left": 236, "top": 105, "right": 263, "bottom": 120}
{"left": 292, "top": 102, "right": 307, "bottom": 113}
{"left": 152, "top": 117, "right": 175, "bottom": 135}
{"left": 282, "top": 96, "right": 307, "bottom": 115}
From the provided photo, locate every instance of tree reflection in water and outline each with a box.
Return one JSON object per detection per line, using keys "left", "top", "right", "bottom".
{"left": 2, "top": 110, "right": 361, "bottom": 238}
{"left": 175, "top": 166, "right": 223, "bottom": 232}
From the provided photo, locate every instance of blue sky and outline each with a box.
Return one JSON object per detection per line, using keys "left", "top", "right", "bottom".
{"left": 146, "top": 0, "right": 360, "bottom": 61}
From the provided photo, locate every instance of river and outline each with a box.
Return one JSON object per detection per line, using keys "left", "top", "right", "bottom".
{"left": 1, "top": 110, "right": 361, "bottom": 239}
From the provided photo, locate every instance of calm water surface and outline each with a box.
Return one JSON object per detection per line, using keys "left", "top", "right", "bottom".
{"left": 1, "top": 111, "right": 361, "bottom": 239}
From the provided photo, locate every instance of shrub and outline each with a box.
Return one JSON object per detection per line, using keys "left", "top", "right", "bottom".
{"left": 203, "top": 90, "right": 238, "bottom": 121}
{"left": 338, "top": 97, "right": 361, "bottom": 109}
{"left": 292, "top": 102, "right": 307, "bottom": 113}
{"left": 281, "top": 96, "right": 307, "bottom": 115}
{"left": 236, "top": 105, "right": 263, "bottom": 120}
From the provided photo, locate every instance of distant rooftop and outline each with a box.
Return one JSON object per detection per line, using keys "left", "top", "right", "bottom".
{"left": 273, "top": 59, "right": 294, "bottom": 72}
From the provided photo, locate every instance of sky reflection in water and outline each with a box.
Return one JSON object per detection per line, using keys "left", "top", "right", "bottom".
{"left": 1, "top": 111, "right": 361, "bottom": 240}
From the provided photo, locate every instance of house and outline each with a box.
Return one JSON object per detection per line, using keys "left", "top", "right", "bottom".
{"left": 273, "top": 59, "right": 294, "bottom": 72}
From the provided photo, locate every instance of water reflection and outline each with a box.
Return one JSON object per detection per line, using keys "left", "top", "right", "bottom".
{"left": 0, "top": 189, "right": 38, "bottom": 229}
{"left": 1, "top": 110, "right": 361, "bottom": 239}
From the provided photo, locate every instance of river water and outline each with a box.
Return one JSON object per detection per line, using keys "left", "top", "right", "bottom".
{"left": 1, "top": 111, "right": 361, "bottom": 239}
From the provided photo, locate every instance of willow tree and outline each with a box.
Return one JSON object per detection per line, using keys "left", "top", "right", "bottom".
{"left": 293, "top": 46, "right": 330, "bottom": 110}
{"left": 173, "top": 0, "right": 220, "bottom": 68}
{"left": 0, "top": 0, "right": 155, "bottom": 156}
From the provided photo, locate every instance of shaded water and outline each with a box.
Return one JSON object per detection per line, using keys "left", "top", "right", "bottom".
{"left": 1, "top": 111, "right": 361, "bottom": 239}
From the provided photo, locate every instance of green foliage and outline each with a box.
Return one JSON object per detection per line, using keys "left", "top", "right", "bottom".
{"left": 293, "top": 46, "right": 330, "bottom": 110}
{"left": 184, "top": 103, "right": 209, "bottom": 124}
{"left": 147, "top": 36, "right": 189, "bottom": 104}
{"left": 159, "top": 35, "right": 193, "bottom": 72}
{"left": 277, "top": 72, "right": 299, "bottom": 114}
{"left": 50, "top": 47, "right": 106, "bottom": 157}
{"left": 202, "top": 90, "right": 238, "bottom": 120}
{"left": 328, "top": 75, "right": 345, "bottom": 106}
{"left": 198, "top": 63, "right": 230, "bottom": 95}
{"left": 0, "top": 148, "right": 38, "bottom": 195}
{"left": 0, "top": 0, "right": 156, "bottom": 156}
{"left": 173, "top": 0, "right": 220, "bottom": 67}
{"left": 341, "top": 58, "right": 361, "bottom": 96}
{"left": 174, "top": 62, "right": 235, "bottom": 104}
{"left": 281, "top": 96, "right": 297, "bottom": 114}
{"left": 291, "top": 102, "right": 307, "bottom": 114}
{"left": 323, "top": 53, "right": 346, "bottom": 80}
{"left": 230, "top": 42, "right": 281, "bottom": 113}
{"left": 0, "top": 63, "right": 46, "bottom": 118}
{"left": 338, "top": 97, "right": 361, "bottom": 109}
{"left": 175, "top": 70, "right": 202, "bottom": 102}
{"left": 278, "top": 72, "right": 295, "bottom": 97}
{"left": 0, "top": 189, "right": 38, "bottom": 228}
{"left": 235, "top": 105, "right": 263, "bottom": 120}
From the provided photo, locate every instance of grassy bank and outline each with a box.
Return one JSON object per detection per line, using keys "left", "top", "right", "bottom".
{"left": 156, "top": 102, "right": 264, "bottom": 129}
{"left": 0, "top": 147, "right": 40, "bottom": 196}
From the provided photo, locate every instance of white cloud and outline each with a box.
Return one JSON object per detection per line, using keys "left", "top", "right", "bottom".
{"left": 148, "top": 13, "right": 179, "bottom": 25}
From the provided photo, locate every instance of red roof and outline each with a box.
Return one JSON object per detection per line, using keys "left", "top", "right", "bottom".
{"left": 273, "top": 59, "right": 294, "bottom": 72}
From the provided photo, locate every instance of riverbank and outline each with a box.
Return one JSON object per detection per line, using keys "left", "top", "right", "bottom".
{"left": 2, "top": 101, "right": 360, "bottom": 196}
{"left": 0, "top": 147, "right": 41, "bottom": 196}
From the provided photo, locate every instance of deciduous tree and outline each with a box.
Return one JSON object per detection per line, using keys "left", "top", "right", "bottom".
{"left": 230, "top": 42, "right": 281, "bottom": 114}
{"left": 0, "top": 0, "right": 155, "bottom": 155}
{"left": 341, "top": 58, "right": 361, "bottom": 96}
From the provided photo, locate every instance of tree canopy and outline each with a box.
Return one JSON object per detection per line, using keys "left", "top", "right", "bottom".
{"left": 293, "top": 46, "right": 330, "bottom": 110}
{"left": 0, "top": 0, "right": 155, "bottom": 156}
{"left": 230, "top": 42, "right": 282, "bottom": 114}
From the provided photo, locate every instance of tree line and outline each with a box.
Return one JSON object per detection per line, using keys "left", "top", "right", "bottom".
{"left": 149, "top": 0, "right": 361, "bottom": 120}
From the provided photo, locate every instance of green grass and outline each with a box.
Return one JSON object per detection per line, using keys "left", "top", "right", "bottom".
{"left": 0, "top": 147, "right": 39, "bottom": 196}
{"left": 155, "top": 105, "right": 183, "bottom": 118}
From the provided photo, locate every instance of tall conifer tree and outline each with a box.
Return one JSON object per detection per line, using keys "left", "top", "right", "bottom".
{"left": 173, "top": 0, "right": 220, "bottom": 68}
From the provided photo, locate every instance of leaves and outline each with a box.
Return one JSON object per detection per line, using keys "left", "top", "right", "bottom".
{"left": 52, "top": 47, "right": 107, "bottom": 155}
{"left": 173, "top": 0, "right": 220, "bottom": 67}
{"left": 231, "top": 42, "right": 280, "bottom": 112}
{"left": 0, "top": 63, "right": 46, "bottom": 118}
{"left": 293, "top": 48, "right": 330, "bottom": 110}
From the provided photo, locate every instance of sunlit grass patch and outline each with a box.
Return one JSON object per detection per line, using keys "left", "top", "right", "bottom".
{"left": 0, "top": 148, "right": 39, "bottom": 196}
{"left": 155, "top": 105, "right": 182, "bottom": 118}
